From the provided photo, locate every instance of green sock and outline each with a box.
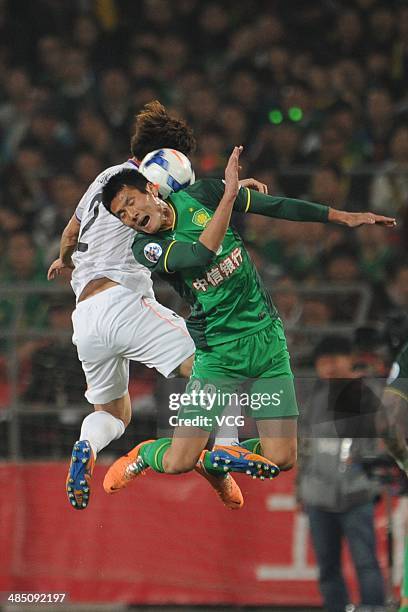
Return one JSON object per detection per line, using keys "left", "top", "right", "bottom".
{"left": 398, "top": 607, "right": 408, "bottom": 612}
{"left": 203, "top": 450, "right": 230, "bottom": 477}
{"left": 240, "top": 438, "right": 262, "bottom": 454}
{"left": 139, "top": 438, "right": 172, "bottom": 473}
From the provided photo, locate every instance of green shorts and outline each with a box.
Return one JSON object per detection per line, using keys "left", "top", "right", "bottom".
{"left": 177, "top": 319, "right": 298, "bottom": 431}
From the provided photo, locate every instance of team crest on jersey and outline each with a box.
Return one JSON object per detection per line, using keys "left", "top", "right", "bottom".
{"left": 144, "top": 242, "right": 162, "bottom": 263}
{"left": 192, "top": 208, "right": 211, "bottom": 228}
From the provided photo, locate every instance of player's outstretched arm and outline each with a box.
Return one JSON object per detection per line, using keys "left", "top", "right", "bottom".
{"left": 327, "top": 209, "right": 396, "bottom": 227}
{"left": 235, "top": 188, "right": 396, "bottom": 227}
{"left": 47, "top": 214, "right": 80, "bottom": 280}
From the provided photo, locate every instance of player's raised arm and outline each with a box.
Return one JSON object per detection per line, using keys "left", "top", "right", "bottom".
{"left": 47, "top": 214, "right": 80, "bottom": 280}
{"left": 198, "top": 145, "right": 241, "bottom": 253}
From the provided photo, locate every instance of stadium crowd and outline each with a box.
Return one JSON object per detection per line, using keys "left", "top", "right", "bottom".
{"left": 0, "top": 0, "right": 407, "bottom": 412}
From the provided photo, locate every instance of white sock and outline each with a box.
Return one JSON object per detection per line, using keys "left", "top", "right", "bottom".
{"left": 214, "top": 400, "right": 240, "bottom": 447}
{"left": 214, "top": 436, "right": 240, "bottom": 447}
{"left": 79, "top": 411, "right": 125, "bottom": 458}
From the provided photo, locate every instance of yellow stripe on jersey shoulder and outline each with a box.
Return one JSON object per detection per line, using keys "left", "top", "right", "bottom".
{"left": 164, "top": 240, "right": 177, "bottom": 273}
{"left": 244, "top": 188, "right": 251, "bottom": 213}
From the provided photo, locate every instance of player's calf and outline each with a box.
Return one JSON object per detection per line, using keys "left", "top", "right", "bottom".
{"left": 260, "top": 443, "right": 297, "bottom": 471}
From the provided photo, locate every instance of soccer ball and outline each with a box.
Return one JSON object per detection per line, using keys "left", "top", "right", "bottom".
{"left": 139, "top": 148, "right": 195, "bottom": 199}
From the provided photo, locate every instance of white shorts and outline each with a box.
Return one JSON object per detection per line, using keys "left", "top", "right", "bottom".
{"left": 72, "top": 285, "right": 195, "bottom": 405}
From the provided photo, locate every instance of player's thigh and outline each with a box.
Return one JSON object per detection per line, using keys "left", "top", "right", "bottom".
{"left": 163, "top": 426, "right": 210, "bottom": 473}
{"left": 81, "top": 353, "right": 130, "bottom": 407}
{"left": 256, "top": 418, "right": 298, "bottom": 470}
{"left": 121, "top": 296, "right": 195, "bottom": 377}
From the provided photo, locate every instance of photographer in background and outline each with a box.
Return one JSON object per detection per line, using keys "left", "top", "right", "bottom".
{"left": 297, "top": 336, "right": 386, "bottom": 612}
{"left": 377, "top": 318, "right": 408, "bottom": 612}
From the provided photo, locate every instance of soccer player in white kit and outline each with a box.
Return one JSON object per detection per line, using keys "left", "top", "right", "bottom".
{"left": 48, "top": 102, "right": 248, "bottom": 511}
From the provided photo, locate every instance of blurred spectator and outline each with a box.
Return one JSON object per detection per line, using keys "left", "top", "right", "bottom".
{"left": 250, "top": 123, "right": 304, "bottom": 172}
{"left": 308, "top": 166, "right": 350, "bottom": 210}
{"left": 285, "top": 223, "right": 327, "bottom": 279}
{"left": 0, "top": 68, "right": 35, "bottom": 163}
{"left": 383, "top": 260, "right": 408, "bottom": 312}
{"left": 34, "top": 174, "right": 83, "bottom": 259}
{"left": 75, "top": 109, "right": 112, "bottom": 161}
{"left": 370, "top": 125, "right": 408, "bottom": 216}
{"left": 274, "top": 275, "right": 302, "bottom": 327}
{"left": 57, "top": 48, "right": 96, "bottom": 123}
{"left": 369, "top": 4, "right": 395, "bottom": 54}
{"left": 298, "top": 336, "right": 386, "bottom": 612}
{"left": 356, "top": 223, "right": 397, "bottom": 283}
{"left": 22, "top": 103, "right": 74, "bottom": 171}
{"left": 73, "top": 151, "right": 104, "bottom": 188}
{"left": 364, "top": 88, "right": 395, "bottom": 162}
{"left": 332, "top": 9, "right": 365, "bottom": 61}
{"left": 300, "top": 298, "right": 333, "bottom": 328}
{"left": 324, "top": 246, "right": 365, "bottom": 322}
{"left": 35, "top": 36, "right": 64, "bottom": 88}
{"left": 96, "top": 69, "right": 133, "bottom": 148}
{"left": 22, "top": 299, "right": 85, "bottom": 405}
{"left": 0, "top": 231, "right": 48, "bottom": 370}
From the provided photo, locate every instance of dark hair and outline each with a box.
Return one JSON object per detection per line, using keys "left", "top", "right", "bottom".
{"left": 313, "top": 336, "right": 352, "bottom": 361}
{"left": 131, "top": 100, "right": 196, "bottom": 160}
{"left": 102, "top": 169, "right": 148, "bottom": 215}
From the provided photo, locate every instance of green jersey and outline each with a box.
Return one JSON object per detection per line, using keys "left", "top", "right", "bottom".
{"left": 132, "top": 179, "right": 329, "bottom": 349}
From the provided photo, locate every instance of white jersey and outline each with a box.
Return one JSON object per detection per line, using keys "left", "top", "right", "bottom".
{"left": 71, "top": 161, "right": 154, "bottom": 301}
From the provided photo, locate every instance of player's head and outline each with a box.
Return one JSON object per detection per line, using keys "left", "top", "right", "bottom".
{"left": 130, "top": 100, "right": 196, "bottom": 160}
{"left": 102, "top": 169, "right": 165, "bottom": 233}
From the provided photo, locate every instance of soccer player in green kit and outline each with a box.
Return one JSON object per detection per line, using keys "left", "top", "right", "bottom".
{"left": 380, "top": 341, "right": 408, "bottom": 612}
{"left": 102, "top": 146, "right": 396, "bottom": 493}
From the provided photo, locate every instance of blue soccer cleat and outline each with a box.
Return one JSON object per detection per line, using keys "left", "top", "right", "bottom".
{"left": 66, "top": 440, "right": 95, "bottom": 510}
{"left": 209, "top": 444, "right": 280, "bottom": 480}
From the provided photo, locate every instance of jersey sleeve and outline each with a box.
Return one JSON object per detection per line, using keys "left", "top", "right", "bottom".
{"left": 385, "top": 342, "right": 408, "bottom": 401}
{"left": 75, "top": 184, "right": 94, "bottom": 222}
{"left": 185, "top": 179, "right": 329, "bottom": 222}
{"left": 184, "top": 179, "right": 249, "bottom": 211}
{"left": 132, "top": 234, "right": 215, "bottom": 274}
{"left": 241, "top": 190, "right": 329, "bottom": 222}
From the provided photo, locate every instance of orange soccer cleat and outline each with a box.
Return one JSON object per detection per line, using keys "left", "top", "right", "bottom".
{"left": 103, "top": 440, "right": 154, "bottom": 494}
{"left": 196, "top": 450, "right": 244, "bottom": 509}
{"left": 66, "top": 440, "right": 95, "bottom": 510}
